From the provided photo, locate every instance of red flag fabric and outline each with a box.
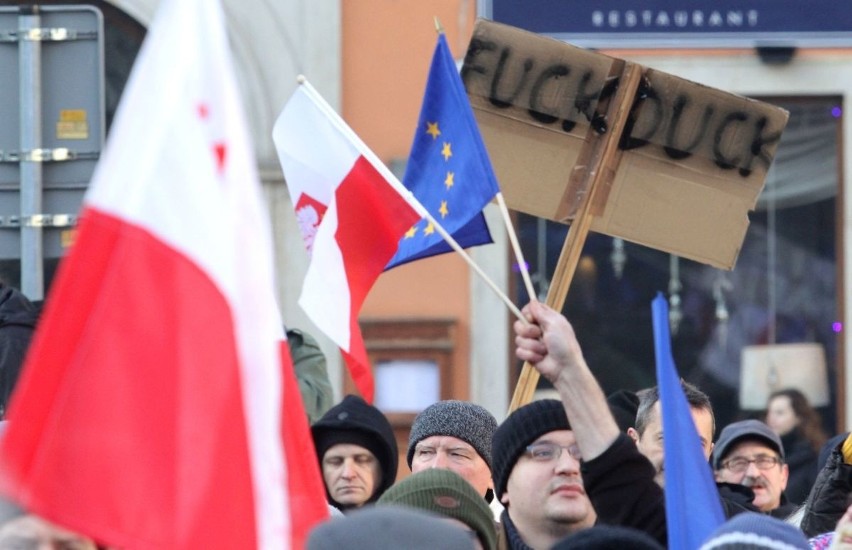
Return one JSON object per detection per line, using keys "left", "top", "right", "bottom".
{"left": 278, "top": 342, "right": 331, "bottom": 546}
{"left": 0, "top": 0, "right": 327, "bottom": 547}
{"left": 273, "top": 83, "right": 421, "bottom": 403}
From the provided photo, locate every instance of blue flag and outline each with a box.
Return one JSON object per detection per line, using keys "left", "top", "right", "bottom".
{"left": 652, "top": 293, "right": 725, "bottom": 549}
{"left": 385, "top": 33, "right": 499, "bottom": 270}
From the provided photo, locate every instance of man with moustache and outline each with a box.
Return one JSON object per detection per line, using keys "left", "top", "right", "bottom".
{"left": 628, "top": 383, "right": 760, "bottom": 519}
{"left": 491, "top": 399, "right": 597, "bottom": 549}
{"left": 713, "top": 419, "right": 797, "bottom": 518}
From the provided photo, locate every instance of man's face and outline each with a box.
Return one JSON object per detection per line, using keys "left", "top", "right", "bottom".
{"left": 411, "top": 435, "right": 493, "bottom": 497}
{"left": 322, "top": 443, "right": 382, "bottom": 508}
{"left": 0, "top": 514, "right": 97, "bottom": 550}
{"left": 629, "top": 402, "right": 715, "bottom": 487}
{"left": 501, "top": 430, "right": 596, "bottom": 539}
{"left": 715, "top": 440, "right": 789, "bottom": 512}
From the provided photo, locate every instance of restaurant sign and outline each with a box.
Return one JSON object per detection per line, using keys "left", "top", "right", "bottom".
{"left": 480, "top": 0, "right": 852, "bottom": 48}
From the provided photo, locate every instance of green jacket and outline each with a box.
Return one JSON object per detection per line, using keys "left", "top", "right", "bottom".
{"left": 287, "top": 328, "right": 333, "bottom": 424}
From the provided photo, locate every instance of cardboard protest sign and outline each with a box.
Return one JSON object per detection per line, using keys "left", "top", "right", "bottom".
{"left": 461, "top": 20, "right": 789, "bottom": 270}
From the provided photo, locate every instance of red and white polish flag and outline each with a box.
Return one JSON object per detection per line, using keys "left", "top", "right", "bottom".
{"left": 273, "top": 84, "right": 421, "bottom": 403}
{"left": 0, "top": 0, "right": 327, "bottom": 547}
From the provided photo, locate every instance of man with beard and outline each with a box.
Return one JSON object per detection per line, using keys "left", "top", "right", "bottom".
{"left": 713, "top": 419, "right": 797, "bottom": 518}
{"left": 491, "top": 399, "right": 597, "bottom": 549}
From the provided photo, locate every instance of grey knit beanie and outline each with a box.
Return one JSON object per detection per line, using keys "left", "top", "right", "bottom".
{"left": 407, "top": 400, "right": 498, "bottom": 470}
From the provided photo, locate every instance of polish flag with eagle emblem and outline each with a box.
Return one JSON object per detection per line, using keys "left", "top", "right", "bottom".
{"left": 0, "top": 0, "right": 327, "bottom": 547}
{"left": 273, "top": 82, "right": 421, "bottom": 403}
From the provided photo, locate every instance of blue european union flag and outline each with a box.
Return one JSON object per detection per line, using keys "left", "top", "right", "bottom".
{"left": 652, "top": 293, "right": 724, "bottom": 549}
{"left": 385, "top": 33, "right": 500, "bottom": 270}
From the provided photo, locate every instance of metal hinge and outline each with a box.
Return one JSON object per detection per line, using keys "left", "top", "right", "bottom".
{"left": 0, "top": 148, "right": 99, "bottom": 163}
{"left": 0, "top": 28, "right": 98, "bottom": 42}
{"left": 0, "top": 214, "right": 78, "bottom": 228}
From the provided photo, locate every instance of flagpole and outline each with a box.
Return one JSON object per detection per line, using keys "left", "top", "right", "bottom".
{"left": 433, "top": 16, "right": 444, "bottom": 34}
{"left": 295, "top": 76, "right": 526, "bottom": 323}
{"left": 434, "top": 20, "right": 536, "bottom": 303}
{"left": 495, "top": 192, "right": 537, "bottom": 301}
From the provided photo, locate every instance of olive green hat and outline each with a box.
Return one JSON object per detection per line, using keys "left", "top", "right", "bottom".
{"left": 378, "top": 469, "right": 497, "bottom": 550}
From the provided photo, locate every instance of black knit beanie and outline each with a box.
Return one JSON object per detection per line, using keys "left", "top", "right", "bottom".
{"left": 491, "top": 399, "right": 570, "bottom": 501}
{"left": 311, "top": 395, "right": 398, "bottom": 506}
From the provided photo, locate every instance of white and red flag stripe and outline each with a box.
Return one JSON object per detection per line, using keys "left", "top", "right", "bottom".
{"left": 0, "top": 0, "right": 327, "bottom": 547}
{"left": 273, "top": 83, "right": 421, "bottom": 403}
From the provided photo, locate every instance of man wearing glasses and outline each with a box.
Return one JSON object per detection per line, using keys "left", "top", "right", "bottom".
{"left": 713, "top": 419, "right": 797, "bottom": 518}
{"left": 490, "top": 399, "right": 597, "bottom": 549}
{"left": 512, "top": 301, "right": 668, "bottom": 547}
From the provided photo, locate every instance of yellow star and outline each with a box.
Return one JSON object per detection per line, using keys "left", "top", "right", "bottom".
{"left": 424, "top": 221, "right": 435, "bottom": 236}
{"left": 441, "top": 142, "right": 452, "bottom": 161}
{"left": 439, "top": 201, "right": 449, "bottom": 218}
{"left": 444, "top": 171, "right": 454, "bottom": 190}
{"left": 404, "top": 225, "right": 417, "bottom": 239}
{"left": 426, "top": 122, "right": 440, "bottom": 139}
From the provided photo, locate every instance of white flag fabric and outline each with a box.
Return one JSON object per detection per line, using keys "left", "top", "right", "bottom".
{"left": 274, "top": 83, "right": 420, "bottom": 402}
{"left": 0, "top": 0, "right": 327, "bottom": 547}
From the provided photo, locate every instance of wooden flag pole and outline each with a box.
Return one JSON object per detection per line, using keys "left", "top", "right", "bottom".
{"left": 436, "top": 16, "right": 537, "bottom": 303}
{"left": 496, "top": 192, "right": 537, "bottom": 300}
{"left": 297, "top": 76, "right": 526, "bottom": 323}
{"left": 508, "top": 62, "right": 644, "bottom": 413}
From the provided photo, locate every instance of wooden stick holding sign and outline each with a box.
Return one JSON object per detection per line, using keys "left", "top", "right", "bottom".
{"left": 461, "top": 20, "right": 789, "bottom": 412}
{"left": 508, "top": 63, "right": 644, "bottom": 412}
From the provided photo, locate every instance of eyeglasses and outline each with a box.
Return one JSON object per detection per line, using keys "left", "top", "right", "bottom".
{"left": 524, "top": 442, "right": 582, "bottom": 462}
{"left": 721, "top": 455, "right": 783, "bottom": 473}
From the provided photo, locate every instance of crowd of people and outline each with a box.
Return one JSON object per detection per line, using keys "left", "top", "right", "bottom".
{"left": 298, "top": 301, "right": 852, "bottom": 549}
{"left": 1, "top": 293, "right": 851, "bottom": 549}
{"left": 302, "top": 303, "right": 852, "bottom": 549}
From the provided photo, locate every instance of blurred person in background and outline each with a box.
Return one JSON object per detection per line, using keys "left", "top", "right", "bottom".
{"left": 766, "top": 388, "right": 828, "bottom": 505}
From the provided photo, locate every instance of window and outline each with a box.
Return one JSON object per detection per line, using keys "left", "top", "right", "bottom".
{"left": 516, "top": 97, "right": 842, "bottom": 434}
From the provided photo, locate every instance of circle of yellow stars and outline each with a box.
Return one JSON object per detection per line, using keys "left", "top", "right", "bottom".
{"left": 404, "top": 120, "right": 456, "bottom": 239}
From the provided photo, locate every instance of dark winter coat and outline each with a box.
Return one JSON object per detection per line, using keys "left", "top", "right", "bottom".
{"left": 0, "top": 284, "right": 39, "bottom": 417}
{"left": 780, "top": 429, "right": 819, "bottom": 506}
{"left": 800, "top": 440, "right": 852, "bottom": 537}
{"left": 580, "top": 434, "right": 779, "bottom": 548}
{"left": 581, "top": 434, "right": 668, "bottom": 546}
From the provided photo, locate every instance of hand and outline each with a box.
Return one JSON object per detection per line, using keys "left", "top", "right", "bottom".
{"left": 831, "top": 503, "right": 852, "bottom": 549}
{"left": 513, "top": 301, "right": 586, "bottom": 385}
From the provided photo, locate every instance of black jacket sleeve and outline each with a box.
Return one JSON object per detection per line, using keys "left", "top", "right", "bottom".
{"left": 800, "top": 443, "right": 852, "bottom": 537}
{"left": 581, "top": 433, "right": 667, "bottom": 547}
